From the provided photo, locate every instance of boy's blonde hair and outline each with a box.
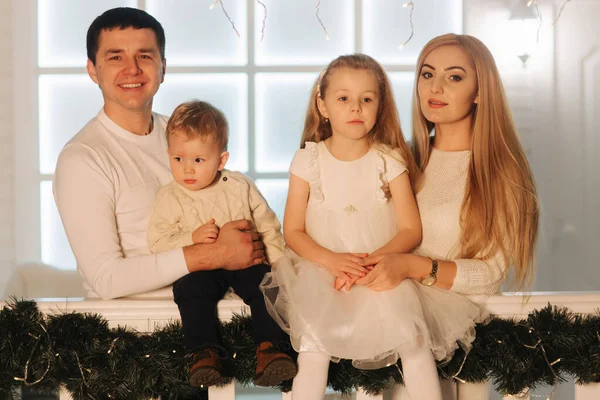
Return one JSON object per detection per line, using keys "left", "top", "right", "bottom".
{"left": 412, "top": 34, "right": 539, "bottom": 291}
{"left": 300, "top": 53, "right": 418, "bottom": 187}
{"left": 167, "top": 100, "right": 229, "bottom": 151}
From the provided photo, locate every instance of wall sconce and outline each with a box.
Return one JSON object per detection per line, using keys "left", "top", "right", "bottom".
{"left": 508, "top": 0, "right": 538, "bottom": 67}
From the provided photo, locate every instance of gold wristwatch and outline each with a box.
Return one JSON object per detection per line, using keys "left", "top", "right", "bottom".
{"left": 420, "top": 258, "right": 438, "bottom": 286}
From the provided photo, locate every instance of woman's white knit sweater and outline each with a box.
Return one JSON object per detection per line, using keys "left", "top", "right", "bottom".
{"left": 415, "top": 148, "right": 506, "bottom": 295}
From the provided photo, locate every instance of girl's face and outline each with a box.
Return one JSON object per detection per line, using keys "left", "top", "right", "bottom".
{"left": 317, "top": 67, "right": 380, "bottom": 143}
{"left": 417, "top": 45, "right": 479, "bottom": 126}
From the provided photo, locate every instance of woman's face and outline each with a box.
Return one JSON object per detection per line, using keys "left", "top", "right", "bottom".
{"left": 417, "top": 45, "right": 479, "bottom": 126}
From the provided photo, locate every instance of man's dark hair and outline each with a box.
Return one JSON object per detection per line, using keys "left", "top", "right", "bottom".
{"left": 86, "top": 7, "right": 166, "bottom": 65}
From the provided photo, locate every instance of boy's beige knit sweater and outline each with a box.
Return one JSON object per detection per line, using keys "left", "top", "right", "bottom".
{"left": 147, "top": 170, "right": 284, "bottom": 264}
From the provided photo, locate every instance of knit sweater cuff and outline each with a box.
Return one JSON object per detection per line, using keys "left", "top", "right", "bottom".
{"left": 451, "top": 258, "right": 505, "bottom": 295}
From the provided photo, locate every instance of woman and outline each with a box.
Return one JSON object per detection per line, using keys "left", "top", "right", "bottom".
{"left": 356, "top": 34, "right": 540, "bottom": 399}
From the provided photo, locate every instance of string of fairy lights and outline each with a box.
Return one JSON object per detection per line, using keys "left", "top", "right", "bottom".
{"left": 208, "top": 0, "right": 573, "bottom": 49}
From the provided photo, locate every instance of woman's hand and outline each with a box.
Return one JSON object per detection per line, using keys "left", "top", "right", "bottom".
{"left": 322, "top": 252, "right": 369, "bottom": 280}
{"left": 355, "top": 253, "right": 412, "bottom": 291}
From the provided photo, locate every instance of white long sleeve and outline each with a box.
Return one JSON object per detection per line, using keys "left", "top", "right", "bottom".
{"left": 415, "top": 148, "right": 508, "bottom": 295}
{"left": 53, "top": 109, "right": 188, "bottom": 299}
{"left": 453, "top": 255, "right": 506, "bottom": 295}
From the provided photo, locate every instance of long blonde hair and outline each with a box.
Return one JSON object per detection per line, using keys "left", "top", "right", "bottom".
{"left": 412, "top": 34, "right": 539, "bottom": 291}
{"left": 300, "top": 53, "right": 418, "bottom": 186}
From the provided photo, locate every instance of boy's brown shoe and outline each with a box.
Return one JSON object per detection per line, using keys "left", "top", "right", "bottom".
{"left": 189, "top": 347, "right": 228, "bottom": 388}
{"left": 254, "top": 341, "right": 297, "bottom": 387}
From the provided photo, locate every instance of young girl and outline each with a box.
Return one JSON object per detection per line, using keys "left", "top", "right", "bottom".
{"left": 261, "top": 54, "right": 484, "bottom": 400}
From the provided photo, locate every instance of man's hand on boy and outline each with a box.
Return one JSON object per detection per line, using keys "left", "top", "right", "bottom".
{"left": 184, "top": 219, "right": 265, "bottom": 273}
{"left": 218, "top": 220, "right": 266, "bottom": 269}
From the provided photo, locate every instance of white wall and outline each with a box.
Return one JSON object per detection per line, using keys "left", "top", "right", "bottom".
{"left": 551, "top": 0, "right": 600, "bottom": 292}
{"left": 463, "top": 2, "right": 598, "bottom": 399}
{"left": 464, "top": 0, "right": 600, "bottom": 294}
{"left": 464, "top": 0, "right": 559, "bottom": 292}
{"left": 0, "top": 1, "right": 15, "bottom": 295}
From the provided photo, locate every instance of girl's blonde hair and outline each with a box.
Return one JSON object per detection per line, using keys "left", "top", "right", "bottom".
{"left": 412, "top": 34, "right": 539, "bottom": 291}
{"left": 300, "top": 53, "right": 418, "bottom": 186}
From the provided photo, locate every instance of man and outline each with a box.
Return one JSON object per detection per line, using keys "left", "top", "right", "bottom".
{"left": 53, "top": 8, "right": 265, "bottom": 301}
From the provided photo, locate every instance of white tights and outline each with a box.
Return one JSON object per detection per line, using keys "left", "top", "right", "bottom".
{"left": 394, "top": 345, "right": 442, "bottom": 400}
{"left": 291, "top": 352, "right": 330, "bottom": 400}
{"left": 291, "top": 346, "right": 442, "bottom": 400}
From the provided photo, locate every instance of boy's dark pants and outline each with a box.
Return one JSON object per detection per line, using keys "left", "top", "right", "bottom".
{"left": 173, "top": 263, "right": 286, "bottom": 353}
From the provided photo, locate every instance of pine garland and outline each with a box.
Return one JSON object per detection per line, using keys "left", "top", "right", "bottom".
{"left": 1, "top": 300, "right": 599, "bottom": 399}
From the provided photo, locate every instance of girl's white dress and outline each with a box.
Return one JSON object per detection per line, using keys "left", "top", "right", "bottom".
{"left": 261, "top": 141, "right": 484, "bottom": 369}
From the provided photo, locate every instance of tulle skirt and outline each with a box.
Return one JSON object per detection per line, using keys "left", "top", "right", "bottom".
{"left": 260, "top": 250, "right": 486, "bottom": 369}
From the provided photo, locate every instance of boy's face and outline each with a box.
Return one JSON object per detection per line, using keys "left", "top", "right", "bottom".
{"left": 168, "top": 131, "right": 229, "bottom": 191}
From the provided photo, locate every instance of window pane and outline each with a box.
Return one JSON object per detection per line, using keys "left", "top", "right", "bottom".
{"left": 41, "top": 181, "right": 76, "bottom": 270}
{"left": 39, "top": 75, "right": 104, "bottom": 174}
{"left": 147, "top": 0, "right": 247, "bottom": 66}
{"left": 362, "top": 0, "right": 463, "bottom": 64}
{"left": 255, "top": 73, "right": 316, "bottom": 173}
{"left": 255, "top": 179, "right": 289, "bottom": 223}
{"left": 153, "top": 73, "right": 248, "bottom": 172}
{"left": 38, "top": 0, "right": 137, "bottom": 67}
{"left": 254, "top": 0, "right": 354, "bottom": 65}
{"left": 389, "top": 72, "right": 416, "bottom": 141}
